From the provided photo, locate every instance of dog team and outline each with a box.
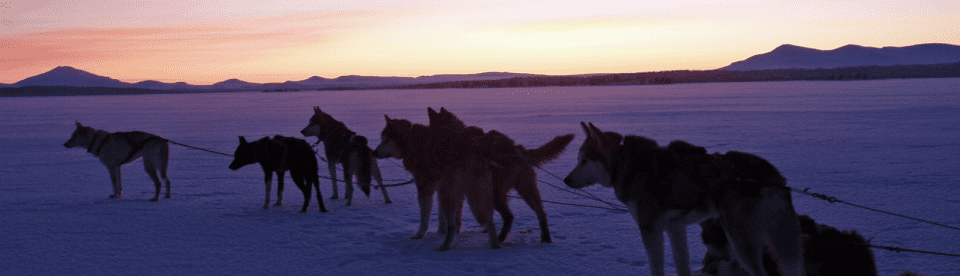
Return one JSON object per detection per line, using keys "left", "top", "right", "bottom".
{"left": 65, "top": 107, "right": 878, "bottom": 276}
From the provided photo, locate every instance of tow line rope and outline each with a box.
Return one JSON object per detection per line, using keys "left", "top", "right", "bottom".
{"left": 168, "top": 140, "right": 234, "bottom": 157}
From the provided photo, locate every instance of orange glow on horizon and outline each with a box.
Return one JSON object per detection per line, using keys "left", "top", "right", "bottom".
{"left": 2, "top": 0, "right": 958, "bottom": 84}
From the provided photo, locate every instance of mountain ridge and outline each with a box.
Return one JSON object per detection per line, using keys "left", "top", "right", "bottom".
{"left": 6, "top": 67, "right": 540, "bottom": 91}
{"left": 721, "top": 43, "right": 960, "bottom": 71}
{"left": 7, "top": 43, "right": 960, "bottom": 89}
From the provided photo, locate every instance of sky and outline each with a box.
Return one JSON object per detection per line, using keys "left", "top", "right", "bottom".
{"left": 1, "top": 0, "right": 958, "bottom": 85}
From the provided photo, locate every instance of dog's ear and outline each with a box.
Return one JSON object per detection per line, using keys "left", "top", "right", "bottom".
{"left": 314, "top": 106, "right": 321, "bottom": 114}
{"left": 239, "top": 136, "right": 247, "bottom": 144}
{"left": 587, "top": 123, "right": 605, "bottom": 148}
{"left": 580, "top": 122, "right": 591, "bottom": 139}
{"left": 428, "top": 107, "right": 438, "bottom": 121}
{"left": 75, "top": 121, "right": 83, "bottom": 128}
{"left": 384, "top": 114, "right": 391, "bottom": 121}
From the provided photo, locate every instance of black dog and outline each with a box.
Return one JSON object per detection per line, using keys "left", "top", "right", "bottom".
{"left": 700, "top": 214, "right": 877, "bottom": 276}
{"left": 229, "top": 135, "right": 327, "bottom": 212}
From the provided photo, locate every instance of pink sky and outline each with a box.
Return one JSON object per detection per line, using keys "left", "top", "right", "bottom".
{"left": 2, "top": 0, "right": 958, "bottom": 85}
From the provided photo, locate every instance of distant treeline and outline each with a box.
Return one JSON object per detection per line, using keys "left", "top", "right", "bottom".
{"left": 5, "top": 62, "right": 960, "bottom": 96}
{"left": 390, "top": 62, "right": 960, "bottom": 89}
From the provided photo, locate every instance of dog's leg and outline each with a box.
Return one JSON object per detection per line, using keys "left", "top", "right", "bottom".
{"left": 262, "top": 170, "right": 273, "bottom": 209}
{"left": 769, "top": 216, "right": 804, "bottom": 276}
{"left": 108, "top": 166, "right": 122, "bottom": 199}
{"left": 370, "top": 156, "right": 392, "bottom": 204}
{"left": 493, "top": 190, "right": 514, "bottom": 243}
{"left": 436, "top": 204, "right": 458, "bottom": 251}
{"left": 274, "top": 170, "right": 285, "bottom": 206}
{"left": 312, "top": 176, "right": 327, "bottom": 212}
{"left": 292, "top": 172, "right": 310, "bottom": 213}
{"left": 159, "top": 143, "right": 171, "bottom": 198}
{"left": 721, "top": 217, "right": 768, "bottom": 276}
{"left": 667, "top": 223, "right": 692, "bottom": 276}
{"left": 740, "top": 190, "right": 804, "bottom": 276}
{"left": 411, "top": 180, "right": 434, "bottom": 240}
{"left": 435, "top": 179, "right": 464, "bottom": 251}
{"left": 143, "top": 160, "right": 162, "bottom": 202}
{"left": 628, "top": 199, "right": 666, "bottom": 276}
{"left": 640, "top": 228, "right": 667, "bottom": 276}
{"left": 437, "top": 196, "right": 448, "bottom": 233}
{"left": 514, "top": 168, "right": 551, "bottom": 243}
{"left": 328, "top": 162, "right": 339, "bottom": 199}
{"left": 344, "top": 168, "right": 355, "bottom": 206}
{"left": 466, "top": 172, "right": 499, "bottom": 250}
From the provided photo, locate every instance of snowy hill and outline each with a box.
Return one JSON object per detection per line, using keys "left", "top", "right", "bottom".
{"left": 721, "top": 43, "right": 960, "bottom": 71}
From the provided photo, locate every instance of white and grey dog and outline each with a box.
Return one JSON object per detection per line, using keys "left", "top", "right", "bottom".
{"left": 563, "top": 122, "right": 803, "bottom": 276}
{"left": 64, "top": 122, "right": 172, "bottom": 201}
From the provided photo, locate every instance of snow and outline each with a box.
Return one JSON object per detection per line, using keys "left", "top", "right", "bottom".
{"left": 3, "top": 79, "right": 959, "bottom": 275}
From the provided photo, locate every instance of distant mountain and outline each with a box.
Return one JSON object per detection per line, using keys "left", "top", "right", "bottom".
{"left": 11, "top": 66, "right": 536, "bottom": 91}
{"left": 14, "top": 66, "right": 129, "bottom": 88}
{"left": 720, "top": 43, "right": 960, "bottom": 71}
{"left": 132, "top": 80, "right": 195, "bottom": 90}
{"left": 283, "top": 72, "right": 542, "bottom": 89}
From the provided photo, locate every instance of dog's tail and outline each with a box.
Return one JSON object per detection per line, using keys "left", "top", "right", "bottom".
{"left": 353, "top": 136, "right": 373, "bottom": 197}
{"left": 521, "top": 134, "right": 575, "bottom": 167}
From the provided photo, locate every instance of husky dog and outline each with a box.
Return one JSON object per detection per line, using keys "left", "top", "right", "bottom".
{"left": 563, "top": 122, "right": 803, "bottom": 276}
{"left": 428, "top": 107, "right": 574, "bottom": 244}
{"left": 229, "top": 135, "right": 327, "bottom": 213}
{"left": 700, "top": 215, "right": 877, "bottom": 276}
{"left": 373, "top": 114, "right": 501, "bottom": 251}
{"left": 63, "top": 122, "right": 172, "bottom": 201}
{"left": 301, "top": 107, "right": 391, "bottom": 205}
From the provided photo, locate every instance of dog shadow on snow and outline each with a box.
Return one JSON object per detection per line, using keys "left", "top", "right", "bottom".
{"left": 379, "top": 228, "right": 553, "bottom": 255}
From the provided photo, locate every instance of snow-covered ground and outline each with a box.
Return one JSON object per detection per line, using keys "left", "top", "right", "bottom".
{"left": 3, "top": 79, "right": 959, "bottom": 275}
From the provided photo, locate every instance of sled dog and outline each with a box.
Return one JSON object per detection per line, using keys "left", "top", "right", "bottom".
{"left": 563, "top": 122, "right": 803, "bottom": 276}
{"left": 427, "top": 107, "right": 574, "bottom": 244}
{"left": 700, "top": 215, "right": 876, "bottom": 276}
{"left": 229, "top": 135, "right": 327, "bottom": 213}
{"left": 373, "top": 114, "right": 499, "bottom": 250}
{"left": 301, "top": 107, "right": 392, "bottom": 205}
{"left": 63, "top": 122, "right": 172, "bottom": 201}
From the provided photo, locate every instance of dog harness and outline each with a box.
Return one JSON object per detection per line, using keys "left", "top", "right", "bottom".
{"left": 88, "top": 131, "right": 111, "bottom": 156}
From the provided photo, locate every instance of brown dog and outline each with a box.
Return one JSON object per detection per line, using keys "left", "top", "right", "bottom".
{"left": 373, "top": 114, "right": 498, "bottom": 251}
{"left": 427, "top": 107, "right": 573, "bottom": 244}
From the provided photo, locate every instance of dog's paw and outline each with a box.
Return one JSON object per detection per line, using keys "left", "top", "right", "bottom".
{"left": 262, "top": 205, "right": 270, "bottom": 210}
{"left": 434, "top": 245, "right": 451, "bottom": 251}
{"left": 109, "top": 194, "right": 121, "bottom": 199}
{"left": 384, "top": 200, "right": 393, "bottom": 204}
{"left": 329, "top": 195, "right": 339, "bottom": 199}
{"left": 148, "top": 197, "right": 159, "bottom": 202}
{"left": 272, "top": 202, "right": 282, "bottom": 206}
